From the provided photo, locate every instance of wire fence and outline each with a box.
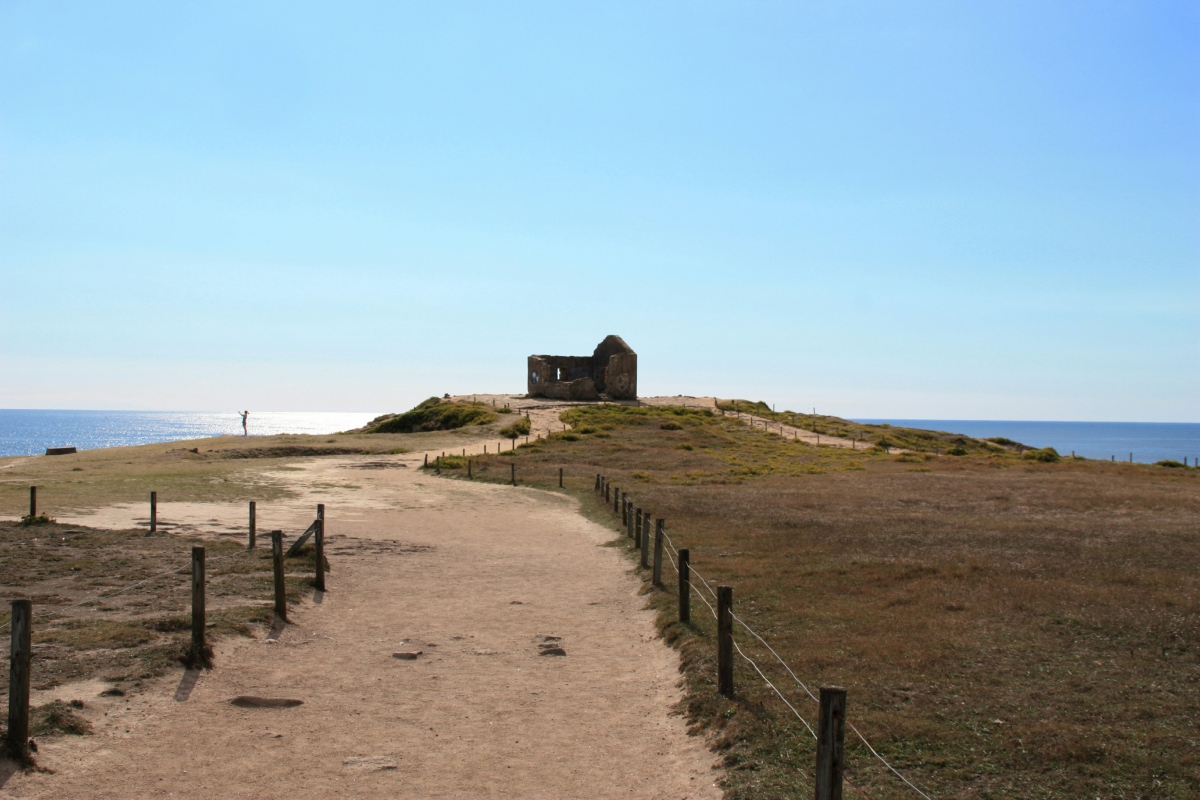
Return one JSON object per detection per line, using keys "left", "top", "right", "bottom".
{"left": 609, "top": 478, "right": 933, "bottom": 800}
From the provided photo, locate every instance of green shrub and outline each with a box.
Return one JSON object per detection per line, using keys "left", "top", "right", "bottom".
{"left": 987, "top": 437, "right": 1021, "bottom": 447}
{"left": 500, "top": 417, "right": 531, "bottom": 439}
{"left": 366, "top": 398, "right": 496, "bottom": 433}
{"left": 19, "top": 513, "right": 55, "bottom": 527}
{"left": 1022, "top": 447, "right": 1061, "bottom": 463}
{"left": 1156, "top": 459, "right": 1186, "bottom": 468}
{"left": 946, "top": 445, "right": 969, "bottom": 456}
{"left": 660, "top": 421, "right": 684, "bottom": 431}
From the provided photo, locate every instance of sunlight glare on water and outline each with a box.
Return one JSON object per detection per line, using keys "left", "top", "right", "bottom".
{"left": 0, "top": 410, "right": 381, "bottom": 457}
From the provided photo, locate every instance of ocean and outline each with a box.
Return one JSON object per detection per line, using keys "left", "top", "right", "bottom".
{"left": 0, "top": 410, "right": 381, "bottom": 458}
{"left": 853, "top": 419, "right": 1200, "bottom": 465}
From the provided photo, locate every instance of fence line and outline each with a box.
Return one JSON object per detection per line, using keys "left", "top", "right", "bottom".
{"left": 848, "top": 720, "right": 934, "bottom": 800}
{"left": 732, "top": 638, "right": 818, "bottom": 740}
{"left": 598, "top": 474, "right": 933, "bottom": 800}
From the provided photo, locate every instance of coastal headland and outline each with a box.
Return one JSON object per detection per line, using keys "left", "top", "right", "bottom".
{"left": 0, "top": 395, "right": 1197, "bottom": 798}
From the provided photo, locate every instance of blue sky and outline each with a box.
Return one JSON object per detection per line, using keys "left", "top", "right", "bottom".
{"left": 1, "top": 1, "right": 1196, "bottom": 420}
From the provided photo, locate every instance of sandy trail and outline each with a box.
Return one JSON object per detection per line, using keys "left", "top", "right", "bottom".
{"left": 717, "top": 409, "right": 866, "bottom": 450}
{"left": 455, "top": 394, "right": 867, "bottom": 453}
{"left": 2, "top": 452, "right": 719, "bottom": 799}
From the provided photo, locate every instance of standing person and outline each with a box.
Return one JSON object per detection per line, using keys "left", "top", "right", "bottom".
{"left": 240, "top": 410, "right": 249, "bottom": 436}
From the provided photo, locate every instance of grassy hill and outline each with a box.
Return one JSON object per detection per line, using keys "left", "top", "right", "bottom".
{"left": 442, "top": 403, "right": 1199, "bottom": 799}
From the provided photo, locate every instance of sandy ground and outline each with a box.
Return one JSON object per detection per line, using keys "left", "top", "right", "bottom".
{"left": 1, "top": 450, "right": 720, "bottom": 799}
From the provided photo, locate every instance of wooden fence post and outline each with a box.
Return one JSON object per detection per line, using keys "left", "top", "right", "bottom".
{"left": 468, "top": 460, "right": 473, "bottom": 479}
{"left": 595, "top": 473, "right": 600, "bottom": 492}
{"left": 605, "top": 482, "right": 610, "bottom": 503}
{"left": 678, "top": 548, "right": 690, "bottom": 623}
{"left": 653, "top": 519, "right": 665, "bottom": 587}
{"left": 641, "top": 515, "right": 650, "bottom": 558}
{"left": 717, "top": 586, "right": 733, "bottom": 697}
{"left": 634, "top": 508, "right": 642, "bottom": 542}
{"left": 436, "top": 456, "right": 441, "bottom": 475}
{"left": 191, "top": 546, "right": 206, "bottom": 652}
{"left": 511, "top": 463, "right": 516, "bottom": 485}
{"left": 614, "top": 488, "right": 620, "bottom": 515}
{"left": 640, "top": 516, "right": 651, "bottom": 568}
{"left": 272, "top": 530, "right": 287, "bottom": 623}
{"left": 28, "top": 486, "right": 36, "bottom": 519}
{"left": 559, "top": 467, "right": 563, "bottom": 488}
{"left": 7, "top": 599, "right": 32, "bottom": 758}
{"left": 622, "top": 498, "right": 628, "bottom": 526}
{"left": 315, "top": 504, "right": 326, "bottom": 592}
{"left": 150, "top": 491, "right": 157, "bottom": 533}
{"left": 248, "top": 501, "right": 256, "bottom": 549}
{"left": 816, "top": 686, "right": 847, "bottom": 800}
{"left": 424, "top": 454, "right": 428, "bottom": 467}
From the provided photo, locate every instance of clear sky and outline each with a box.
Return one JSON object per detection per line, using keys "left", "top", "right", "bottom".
{"left": 2, "top": 2, "right": 1196, "bottom": 421}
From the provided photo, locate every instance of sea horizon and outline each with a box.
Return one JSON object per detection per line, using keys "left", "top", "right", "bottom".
{"left": 2, "top": 408, "right": 1197, "bottom": 464}
{"left": 854, "top": 418, "right": 1200, "bottom": 466}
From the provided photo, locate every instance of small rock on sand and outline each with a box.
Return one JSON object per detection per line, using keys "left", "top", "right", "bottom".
{"left": 392, "top": 651, "right": 423, "bottom": 660}
{"left": 230, "top": 697, "right": 304, "bottom": 709}
{"left": 343, "top": 755, "right": 398, "bottom": 772}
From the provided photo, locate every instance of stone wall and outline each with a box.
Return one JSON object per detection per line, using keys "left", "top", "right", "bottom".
{"left": 527, "top": 336, "right": 637, "bottom": 401}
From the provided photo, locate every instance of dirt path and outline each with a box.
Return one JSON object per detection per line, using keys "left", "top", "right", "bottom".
{"left": 1, "top": 452, "right": 720, "bottom": 799}
{"left": 454, "top": 394, "right": 869, "bottom": 453}
{"left": 717, "top": 409, "right": 866, "bottom": 450}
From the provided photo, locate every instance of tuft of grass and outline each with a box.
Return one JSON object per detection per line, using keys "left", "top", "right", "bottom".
{"left": 19, "top": 513, "right": 55, "bottom": 527}
{"left": 423, "top": 454, "right": 469, "bottom": 470}
{"left": 660, "top": 421, "right": 684, "bottom": 430}
{"left": 30, "top": 700, "right": 93, "bottom": 737}
{"left": 1156, "top": 459, "right": 1186, "bottom": 468}
{"left": 365, "top": 398, "right": 497, "bottom": 433}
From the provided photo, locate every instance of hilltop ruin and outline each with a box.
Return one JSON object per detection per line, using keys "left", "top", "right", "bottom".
{"left": 527, "top": 335, "right": 637, "bottom": 401}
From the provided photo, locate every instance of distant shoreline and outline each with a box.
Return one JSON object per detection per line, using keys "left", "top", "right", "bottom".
{"left": 854, "top": 418, "right": 1200, "bottom": 465}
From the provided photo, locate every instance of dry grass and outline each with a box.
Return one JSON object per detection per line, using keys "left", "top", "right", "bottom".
{"left": 0, "top": 429, "right": 496, "bottom": 517}
{"left": 0, "top": 519, "right": 330, "bottom": 705}
{"left": 456, "top": 404, "right": 1200, "bottom": 799}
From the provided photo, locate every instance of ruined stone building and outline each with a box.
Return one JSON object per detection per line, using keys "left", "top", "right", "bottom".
{"left": 527, "top": 335, "right": 637, "bottom": 401}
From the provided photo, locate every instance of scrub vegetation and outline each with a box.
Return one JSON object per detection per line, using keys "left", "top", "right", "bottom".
{"left": 363, "top": 398, "right": 497, "bottom": 433}
{"left": 459, "top": 403, "right": 1199, "bottom": 799}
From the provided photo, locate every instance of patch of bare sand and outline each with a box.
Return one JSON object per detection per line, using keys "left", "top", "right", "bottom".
{"left": 2, "top": 452, "right": 720, "bottom": 799}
